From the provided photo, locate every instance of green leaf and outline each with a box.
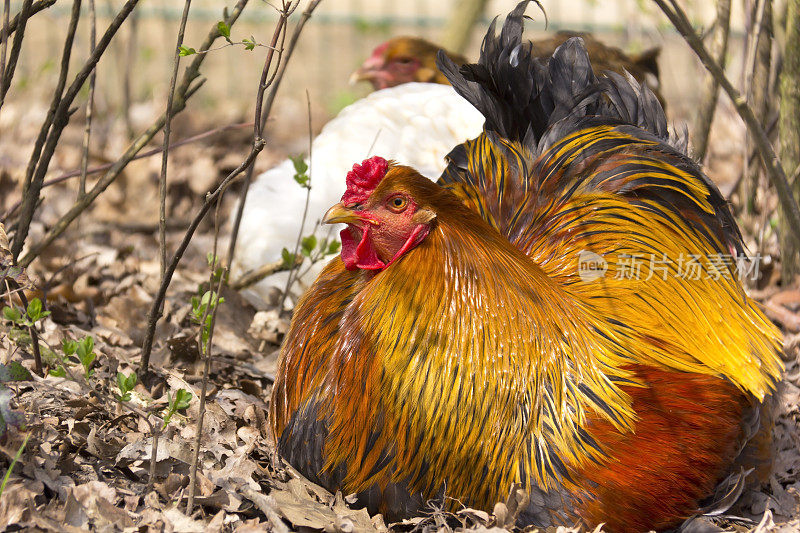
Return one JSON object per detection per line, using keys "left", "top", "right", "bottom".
{"left": 75, "top": 337, "right": 96, "bottom": 377}
{"left": 26, "top": 298, "right": 42, "bottom": 321}
{"left": 178, "top": 45, "right": 196, "bottom": 57}
{"left": 81, "top": 336, "right": 94, "bottom": 355}
{"left": 124, "top": 372, "right": 137, "bottom": 391}
{"left": 281, "top": 248, "right": 296, "bottom": 268}
{"left": 49, "top": 366, "right": 66, "bottom": 378}
{"left": 116, "top": 371, "right": 137, "bottom": 396}
{"left": 242, "top": 36, "right": 256, "bottom": 51}
{"left": 289, "top": 155, "right": 308, "bottom": 175}
{"left": 8, "top": 329, "right": 30, "bottom": 345}
{"left": 62, "top": 339, "right": 77, "bottom": 356}
{"left": 24, "top": 298, "right": 49, "bottom": 322}
{"left": 217, "top": 21, "right": 231, "bottom": 41}
{"left": 2, "top": 306, "right": 21, "bottom": 323}
{"left": 327, "top": 240, "right": 341, "bottom": 254}
{"left": 172, "top": 389, "right": 192, "bottom": 410}
{"left": 0, "top": 362, "right": 31, "bottom": 383}
{"left": 301, "top": 235, "right": 317, "bottom": 257}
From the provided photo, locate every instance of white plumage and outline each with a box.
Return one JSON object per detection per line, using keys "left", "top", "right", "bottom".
{"left": 230, "top": 82, "right": 484, "bottom": 303}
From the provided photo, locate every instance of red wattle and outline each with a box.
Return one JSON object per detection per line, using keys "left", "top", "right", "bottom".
{"left": 340, "top": 227, "right": 386, "bottom": 271}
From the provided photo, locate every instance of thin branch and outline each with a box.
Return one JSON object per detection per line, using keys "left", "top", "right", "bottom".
{"left": 21, "top": 0, "right": 82, "bottom": 209}
{"left": 13, "top": 0, "right": 140, "bottom": 261}
{"left": 230, "top": 259, "right": 285, "bottom": 290}
{"left": 122, "top": 9, "right": 138, "bottom": 140}
{"left": 740, "top": 0, "right": 773, "bottom": 213}
{"left": 653, "top": 0, "right": 800, "bottom": 244}
{"left": 139, "top": 142, "right": 265, "bottom": 377}
{"left": 3, "top": 278, "right": 42, "bottom": 375}
{"left": 186, "top": 145, "right": 232, "bottom": 516}
{"left": 280, "top": 90, "right": 313, "bottom": 310}
{"left": 17, "top": 0, "right": 251, "bottom": 267}
{"left": 0, "top": 0, "right": 31, "bottom": 113}
{"left": 691, "top": 0, "right": 730, "bottom": 160}
{"left": 0, "top": 1, "right": 9, "bottom": 108}
{"left": 79, "top": 0, "right": 98, "bottom": 199}
{"left": 1, "top": 122, "right": 251, "bottom": 224}
{"left": 225, "top": 0, "right": 323, "bottom": 272}
{"left": 3, "top": 0, "right": 54, "bottom": 37}
{"left": 259, "top": 0, "right": 323, "bottom": 131}
{"left": 141, "top": 0, "right": 316, "bottom": 377}
{"left": 744, "top": 0, "right": 769, "bottom": 100}
{"left": 161, "top": 0, "right": 193, "bottom": 278}
{"left": 239, "top": 489, "right": 290, "bottom": 533}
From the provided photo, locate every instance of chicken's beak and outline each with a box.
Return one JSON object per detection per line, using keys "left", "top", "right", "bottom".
{"left": 349, "top": 66, "right": 375, "bottom": 86}
{"left": 322, "top": 203, "right": 360, "bottom": 225}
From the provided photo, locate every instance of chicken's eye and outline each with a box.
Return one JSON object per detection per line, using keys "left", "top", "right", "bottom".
{"left": 395, "top": 57, "right": 414, "bottom": 65}
{"left": 387, "top": 195, "right": 408, "bottom": 213}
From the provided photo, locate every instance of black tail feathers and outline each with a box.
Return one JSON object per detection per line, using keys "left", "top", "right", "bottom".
{"left": 437, "top": 1, "right": 675, "bottom": 154}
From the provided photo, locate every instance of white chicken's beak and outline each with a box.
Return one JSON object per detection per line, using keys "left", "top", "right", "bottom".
{"left": 349, "top": 67, "right": 375, "bottom": 86}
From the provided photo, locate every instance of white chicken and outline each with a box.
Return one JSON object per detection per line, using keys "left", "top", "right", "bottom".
{"left": 230, "top": 82, "right": 484, "bottom": 304}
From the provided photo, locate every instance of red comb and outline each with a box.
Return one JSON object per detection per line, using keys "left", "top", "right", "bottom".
{"left": 342, "top": 156, "right": 389, "bottom": 205}
{"left": 369, "top": 41, "right": 389, "bottom": 59}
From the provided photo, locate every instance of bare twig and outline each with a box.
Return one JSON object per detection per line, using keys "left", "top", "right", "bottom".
{"left": 744, "top": 0, "right": 769, "bottom": 98}
{"left": 188, "top": 5, "right": 325, "bottom": 507}
{"left": 79, "top": 0, "right": 98, "bottom": 199}
{"left": 0, "top": 0, "right": 31, "bottom": 113}
{"left": 239, "top": 488, "right": 290, "bottom": 533}
{"left": 13, "top": 0, "right": 140, "bottom": 261}
{"left": 741, "top": 0, "right": 774, "bottom": 213}
{"left": 3, "top": 277, "right": 42, "bottom": 376}
{"left": 161, "top": 0, "right": 193, "bottom": 278}
{"left": 18, "top": 0, "right": 83, "bottom": 245}
{"left": 2, "top": 0, "right": 54, "bottom": 37}
{"left": 186, "top": 146, "right": 232, "bottom": 515}
{"left": 1, "top": 122, "right": 251, "bottom": 223}
{"left": 230, "top": 259, "right": 286, "bottom": 290}
{"left": 122, "top": 9, "right": 138, "bottom": 140}
{"left": 280, "top": 90, "right": 314, "bottom": 310}
{"left": 778, "top": 0, "right": 800, "bottom": 279}
{"left": 140, "top": 144, "right": 264, "bottom": 376}
{"left": 141, "top": 0, "right": 282, "bottom": 377}
{"left": 0, "top": 1, "right": 9, "bottom": 108}
{"left": 16, "top": 1, "right": 250, "bottom": 267}
{"left": 226, "top": 0, "right": 323, "bottom": 272}
{"left": 653, "top": 0, "right": 800, "bottom": 244}
{"left": 691, "top": 0, "right": 730, "bottom": 160}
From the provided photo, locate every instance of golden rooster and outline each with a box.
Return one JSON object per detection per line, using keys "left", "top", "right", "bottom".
{"left": 272, "top": 3, "right": 783, "bottom": 531}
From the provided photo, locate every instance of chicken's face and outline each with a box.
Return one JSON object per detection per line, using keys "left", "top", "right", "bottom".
{"left": 323, "top": 156, "right": 436, "bottom": 271}
{"left": 350, "top": 37, "right": 452, "bottom": 90}
{"left": 350, "top": 40, "right": 422, "bottom": 90}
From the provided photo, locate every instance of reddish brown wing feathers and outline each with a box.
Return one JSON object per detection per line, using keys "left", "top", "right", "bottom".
{"left": 571, "top": 365, "right": 751, "bottom": 532}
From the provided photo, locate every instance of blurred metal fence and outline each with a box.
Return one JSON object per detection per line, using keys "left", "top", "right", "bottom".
{"left": 4, "top": 0, "right": 749, "bottom": 128}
